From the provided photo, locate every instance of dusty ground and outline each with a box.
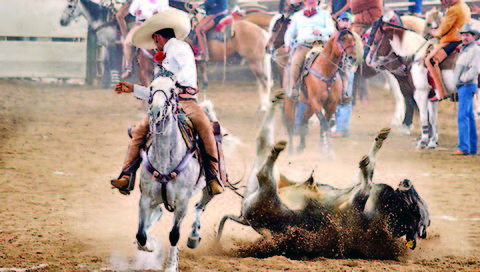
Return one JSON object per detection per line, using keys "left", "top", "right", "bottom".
{"left": 1, "top": 70, "right": 480, "bottom": 271}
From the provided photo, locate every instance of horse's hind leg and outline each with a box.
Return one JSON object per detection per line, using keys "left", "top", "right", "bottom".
{"left": 187, "top": 190, "right": 214, "bottom": 249}
{"left": 216, "top": 215, "right": 249, "bottom": 242}
{"left": 257, "top": 141, "right": 287, "bottom": 182}
{"left": 427, "top": 101, "right": 439, "bottom": 149}
{"left": 248, "top": 60, "right": 271, "bottom": 111}
{"left": 136, "top": 194, "right": 163, "bottom": 252}
{"left": 367, "top": 128, "right": 391, "bottom": 180}
{"left": 412, "top": 64, "right": 430, "bottom": 148}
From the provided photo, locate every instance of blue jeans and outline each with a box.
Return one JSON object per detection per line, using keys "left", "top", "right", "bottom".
{"left": 335, "top": 71, "right": 354, "bottom": 135}
{"left": 457, "top": 84, "right": 478, "bottom": 154}
{"left": 408, "top": 0, "right": 422, "bottom": 14}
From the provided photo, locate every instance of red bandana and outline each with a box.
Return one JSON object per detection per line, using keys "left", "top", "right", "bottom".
{"left": 304, "top": 9, "right": 317, "bottom": 17}
{"left": 154, "top": 51, "right": 166, "bottom": 63}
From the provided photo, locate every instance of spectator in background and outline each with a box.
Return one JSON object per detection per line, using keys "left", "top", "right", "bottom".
{"left": 347, "top": 0, "right": 383, "bottom": 36}
{"left": 116, "top": 0, "right": 170, "bottom": 79}
{"left": 331, "top": 0, "right": 351, "bottom": 19}
{"left": 408, "top": 0, "right": 423, "bottom": 16}
{"left": 451, "top": 23, "right": 480, "bottom": 155}
{"left": 332, "top": 12, "right": 355, "bottom": 138}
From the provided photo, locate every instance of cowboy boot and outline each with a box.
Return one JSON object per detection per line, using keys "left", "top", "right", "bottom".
{"left": 110, "top": 154, "right": 141, "bottom": 195}
{"left": 426, "top": 50, "right": 448, "bottom": 101}
{"left": 111, "top": 118, "right": 149, "bottom": 194}
{"left": 203, "top": 154, "right": 224, "bottom": 196}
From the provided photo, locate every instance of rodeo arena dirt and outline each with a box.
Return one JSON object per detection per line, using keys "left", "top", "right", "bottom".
{"left": 2, "top": 0, "right": 480, "bottom": 272}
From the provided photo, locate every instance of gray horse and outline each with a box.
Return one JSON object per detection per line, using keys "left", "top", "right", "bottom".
{"left": 133, "top": 76, "right": 215, "bottom": 272}
{"left": 60, "top": 0, "right": 120, "bottom": 87}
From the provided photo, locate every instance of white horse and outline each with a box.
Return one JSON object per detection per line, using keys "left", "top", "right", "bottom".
{"left": 133, "top": 76, "right": 216, "bottom": 272}
{"left": 60, "top": 0, "right": 120, "bottom": 87}
{"left": 388, "top": 27, "right": 454, "bottom": 149}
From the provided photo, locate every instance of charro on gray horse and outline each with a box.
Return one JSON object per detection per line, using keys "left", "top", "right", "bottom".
{"left": 132, "top": 75, "right": 217, "bottom": 272}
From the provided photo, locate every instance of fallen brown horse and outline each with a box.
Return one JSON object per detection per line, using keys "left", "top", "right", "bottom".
{"left": 216, "top": 95, "right": 430, "bottom": 252}
{"left": 284, "top": 29, "right": 359, "bottom": 157}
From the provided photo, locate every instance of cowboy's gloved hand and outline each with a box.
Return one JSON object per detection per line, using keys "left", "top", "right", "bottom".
{"left": 114, "top": 81, "right": 134, "bottom": 94}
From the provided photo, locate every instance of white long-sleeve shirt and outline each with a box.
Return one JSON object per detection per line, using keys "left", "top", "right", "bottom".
{"left": 284, "top": 6, "right": 335, "bottom": 48}
{"left": 133, "top": 38, "right": 197, "bottom": 100}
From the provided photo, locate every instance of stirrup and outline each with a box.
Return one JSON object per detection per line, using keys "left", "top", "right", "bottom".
{"left": 111, "top": 172, "right": 135, "bottom": 195}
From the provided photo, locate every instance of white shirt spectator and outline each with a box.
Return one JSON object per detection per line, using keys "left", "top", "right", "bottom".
{"left": 129, "top": 0, "right": 170, "bottom": 21}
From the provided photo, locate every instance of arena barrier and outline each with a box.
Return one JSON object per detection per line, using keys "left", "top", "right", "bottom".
{"left": 0, "top": 0, "right": 88, "bottom": 80}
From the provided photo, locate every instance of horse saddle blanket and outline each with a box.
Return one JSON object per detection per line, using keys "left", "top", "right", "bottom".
{"left": 207, "top": 23, "right": 234, "bottom": 42}
{"left": 189, "top": 23, "right": 234, "bottom": 45}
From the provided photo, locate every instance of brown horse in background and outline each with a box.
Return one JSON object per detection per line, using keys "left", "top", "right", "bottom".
{"left": 284, "top": 29, "right": 358, "bottom": 157}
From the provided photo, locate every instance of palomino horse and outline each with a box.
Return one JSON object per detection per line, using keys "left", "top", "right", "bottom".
{"left": 130, "top": 75, "right": 218, "bottom": 272}
{"left": 60, "top": 0, "right": 121, "bottom": 87}
{"left": 284, "top": 30, "right": 358, "bottom": 157}
{"left": 186, "top": 5, "right": 273, "bottom": 110}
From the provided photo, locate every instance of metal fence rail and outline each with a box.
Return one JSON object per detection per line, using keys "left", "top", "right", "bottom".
{"left": 0, "top": 0, "right": 88, "bottom": 79}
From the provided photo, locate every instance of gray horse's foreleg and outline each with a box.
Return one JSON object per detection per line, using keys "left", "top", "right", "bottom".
{"left": 136, "top": 194, "right": 163, "bottom": 252}
{"left": 216, "top": 214, "right": 249, "bottom": 242}
{"left": 165, "top": 201, "right": 188, "bottom": 272}
{"left": 187, "top": 189, "right": 214, "bottom": 249}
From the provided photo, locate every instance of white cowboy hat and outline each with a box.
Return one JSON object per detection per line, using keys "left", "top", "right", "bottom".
{"left": 132, "top": 8, "right": 191, "bottom": 49}
{"left": 458, "top": 23, "right": 480, "bottom": 39}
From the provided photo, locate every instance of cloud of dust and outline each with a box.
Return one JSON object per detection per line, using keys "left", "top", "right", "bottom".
{"left": 107, "top": 247, "right": 165, "bottom": 270}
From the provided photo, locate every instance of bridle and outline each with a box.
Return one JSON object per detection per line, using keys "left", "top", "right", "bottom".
{"left": 148, "top": 88, "right": 178, "bottom": 135}
{"left": 320, "top": 29, "right": 356, "bottom": 73}
{"left": 305, "top": 30, "right": 357, "bottom": 93}
{"left": 367, "top": 21, "right": 411, "bottom": 76}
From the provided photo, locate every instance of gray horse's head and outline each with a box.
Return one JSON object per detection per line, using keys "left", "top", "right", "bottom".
{"left": 60, "top": 0, "right": 82, "bottom": 26}
{"left": 148, "top": 76, "right": 178, "bottom": 134}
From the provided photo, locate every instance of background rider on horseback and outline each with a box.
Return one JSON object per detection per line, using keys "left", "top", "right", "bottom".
{"left": 110, "top": 9, "right": 224, "bottom": 196}
{"left": 189, "top": 0, "right": 229, "bottom": 61}
{"left": 425, "top": 0, "right": 470, "bottom": 102}
{"left": 284, "top": 0, "right": 335, "bottom": 99}
{"left": 116, "top": 0, "right": 170, "bottom": 79}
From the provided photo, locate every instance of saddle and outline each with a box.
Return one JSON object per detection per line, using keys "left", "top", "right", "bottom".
{"left": 207, "top": 23, "right": 234, "bottom": 42}
{"left": 189, "top": 17, "right": 235, "bottom": 45}
{"left": 175, "top": 111, "right": 228, "bottom": 185}
{"left": 425, "top": 43, "right": 461, "bottom": 101}
{"left": 292, "top": 42, "right": 327, "bottom": 98}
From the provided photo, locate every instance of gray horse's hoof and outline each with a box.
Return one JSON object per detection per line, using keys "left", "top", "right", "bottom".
{"left": 187, "top": 236, "right": 201, "bottom": 249}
